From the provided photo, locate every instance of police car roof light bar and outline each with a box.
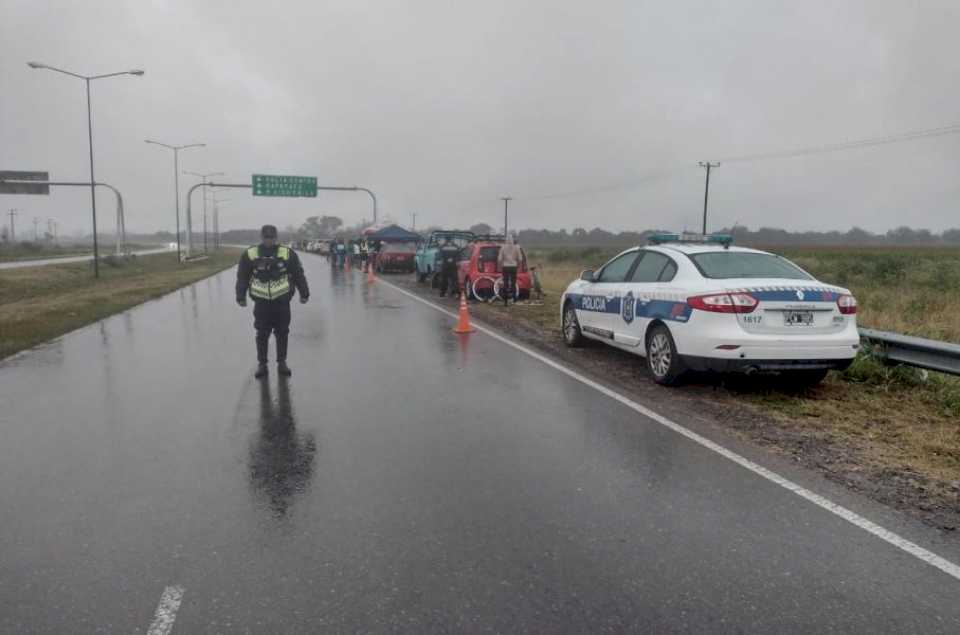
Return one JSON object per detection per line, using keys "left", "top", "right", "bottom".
{"left": 648, "top": 232, "right": 733, "bottom": 248}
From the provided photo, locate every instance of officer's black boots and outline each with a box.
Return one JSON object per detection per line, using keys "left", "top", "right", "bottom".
{"left": 255, "top": 335, "right": 270, "bottom": 378}
{"left": 276, "top": 332, "right": 291, "bottom": 376}
{"left": 256, "top": 335, "right": 269, "bottom": 363}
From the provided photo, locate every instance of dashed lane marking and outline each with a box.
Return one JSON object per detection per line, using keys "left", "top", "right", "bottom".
{"left": 146, "top": 585, "right": 184, "bottom": 635}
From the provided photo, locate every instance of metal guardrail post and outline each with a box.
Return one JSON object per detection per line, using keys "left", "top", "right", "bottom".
{"left": 859, "top": 328, "right": 960, "bottom": 376}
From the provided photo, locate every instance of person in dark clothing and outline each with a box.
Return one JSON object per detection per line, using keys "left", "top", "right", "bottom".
{"left": 236, "top": 225, "right": 310, "bottom": 378}
{"left": 438, "top": 237, "right": 460, "bottom": 298}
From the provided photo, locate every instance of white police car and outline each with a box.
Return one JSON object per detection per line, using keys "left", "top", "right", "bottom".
{"left": 560, "top": 233, "right": 859, "bottom": 385}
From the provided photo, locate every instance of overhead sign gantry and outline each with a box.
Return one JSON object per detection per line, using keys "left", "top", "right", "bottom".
{"left": 184, "top": 174, "right": 377, "bottom": 258}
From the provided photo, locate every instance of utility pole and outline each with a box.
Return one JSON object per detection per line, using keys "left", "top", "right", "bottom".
{"left": 7, "top": 209, "right": 17, "bottom": 241}
{"left": 411, "top": 212, "right": 417, "bottom": 231}
{"left": 33, "top": 217, "right": 40, "bottom": 241}
{"left": 501, "top": 197, "right": 512, "bottom": 236}
{"left": 698, "top": 162, "right": 720, "bottom": 234}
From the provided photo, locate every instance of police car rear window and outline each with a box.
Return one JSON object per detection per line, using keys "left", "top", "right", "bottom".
{"left": 690, "top": 252, "right": 811, "bottom": 280}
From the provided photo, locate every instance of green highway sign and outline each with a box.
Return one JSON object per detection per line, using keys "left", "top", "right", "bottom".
{"left": 252, "top": 174, "right": 318, "bottom": 197}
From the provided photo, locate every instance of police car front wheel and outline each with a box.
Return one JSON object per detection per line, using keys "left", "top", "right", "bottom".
{"left": 646, "top": 324, "right": 686, "bottom": 386}
{"left": 562, "top": 303, "right": 585, "bottom": 347}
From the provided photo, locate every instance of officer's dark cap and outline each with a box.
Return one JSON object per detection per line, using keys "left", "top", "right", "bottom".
{"left": 261, "top": 224, "right": 278, "bottom": 238}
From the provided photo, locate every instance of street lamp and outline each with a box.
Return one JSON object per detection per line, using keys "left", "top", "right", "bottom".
{"left": 211, "top": 195, "right": 231, "bottom": 249}
{"left": 183, "top": 171, "right": 224, "bottom": 254}
{"left": 145, "top": 140, "right": 205, "bottom": 260}
{"left": 27, "top": 61, "right": 144, "bottom": 277}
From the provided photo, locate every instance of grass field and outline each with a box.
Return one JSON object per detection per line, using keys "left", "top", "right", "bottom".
{"left": 511, "top": 244, "right": 960, "bottom": 487}
{"left": 0, "top": 249, "right": 241, "bottom": 358}
{"left": 523, "top": 245, "right": 960, "bottom": 342}
{"left": 0, "top": 244, "right": 93, "bottom": 262}
{"left": 0, "top": 242, "right": 159, "bottom": 262}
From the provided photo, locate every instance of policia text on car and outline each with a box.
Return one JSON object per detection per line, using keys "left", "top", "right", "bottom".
{"left": 236, "top": 225, "right": 310, "bottom": 378}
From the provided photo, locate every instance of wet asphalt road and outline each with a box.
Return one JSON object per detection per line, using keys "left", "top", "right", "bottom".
{"left": 1, "top": 254, "right": 959, "bottom": 633}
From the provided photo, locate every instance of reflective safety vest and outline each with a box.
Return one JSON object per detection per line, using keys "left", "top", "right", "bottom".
{"left": 247, "top": 245, "right": 292, "bottom": 301}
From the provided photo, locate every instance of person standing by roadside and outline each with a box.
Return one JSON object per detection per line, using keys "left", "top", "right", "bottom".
{"left": 360, "top": 238, "right": 370, "bottom": 271}
{"left": 438, "top": 236, "right": 460, "bottom": 298}
{"left": 497, "top": 234, "right": 521, "bottom": 306}
{"left": 236, "top": 225, "right": 310, "bottom": 378}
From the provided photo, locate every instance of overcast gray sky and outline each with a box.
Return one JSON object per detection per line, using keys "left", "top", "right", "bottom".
{"left": 3, "top": 0, "right": 959, "bottom": 237}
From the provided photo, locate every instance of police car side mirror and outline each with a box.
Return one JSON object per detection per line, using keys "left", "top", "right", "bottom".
{"left": 580, "top": 269, "right": 595, "bottom": 281}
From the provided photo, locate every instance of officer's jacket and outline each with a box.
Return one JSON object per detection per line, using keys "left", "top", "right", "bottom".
{"left": 236, "top": 244, "right": 310, "bottom": 302}
{"left": 439, "top": 244, "right": 460, "bottom": 266}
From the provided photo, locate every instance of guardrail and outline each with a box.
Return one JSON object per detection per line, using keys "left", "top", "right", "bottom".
{"left": 859, "top": 328, "right": 960, "bottom": 376}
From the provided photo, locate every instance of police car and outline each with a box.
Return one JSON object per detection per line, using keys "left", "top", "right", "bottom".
{"left": 560, "top": 233, "right": 859, "bottom": 385}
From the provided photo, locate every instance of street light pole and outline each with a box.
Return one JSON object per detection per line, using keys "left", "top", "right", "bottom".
{"left": 184, "top": 171, "right": 224, "bottom": 254}
{"left": 145, "top": 140, "right": 205, "bottom": 261}
{"left": 212, "top": 195, "right": 231, "bottom": 249}
{"left": 698, "top": 162, "right": 720, "bottom": 234}
{"left": 28, "top": 62, "right": 144, "bottom": 278}
{"left": 501, "top": 196, "right": 512, "bottom": 236}
{"left": 7, "top": 209, "right": 17, "bottom": 241}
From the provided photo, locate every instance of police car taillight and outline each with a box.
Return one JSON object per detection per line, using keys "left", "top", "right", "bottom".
{"left": 837, "top": 294, "right": 857, "bottom": 315}
{"left": 687, "top": 293, "right": 758, "bottom": 314}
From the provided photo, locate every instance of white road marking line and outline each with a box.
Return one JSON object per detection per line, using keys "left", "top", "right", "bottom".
{"left": 146, "top": 585, "right": 185, "bottom": 635}
{"left": 379, "top": 279, "right": 960, "bottom": 583}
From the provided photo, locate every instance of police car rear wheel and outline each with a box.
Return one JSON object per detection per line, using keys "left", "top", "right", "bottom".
{"left": 646, "top": 325, "right": 685, "bottom": 386}
{"left": 562, "top": 303, "right": 585, "bottom": 347}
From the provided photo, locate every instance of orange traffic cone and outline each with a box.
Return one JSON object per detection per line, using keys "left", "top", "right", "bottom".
{"left": 452, "top": 292, "right": 476, "bottom": 334}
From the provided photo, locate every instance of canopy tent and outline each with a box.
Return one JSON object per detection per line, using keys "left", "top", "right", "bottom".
{"left": 366, "top": 224, "right": 421, "bottom": 242}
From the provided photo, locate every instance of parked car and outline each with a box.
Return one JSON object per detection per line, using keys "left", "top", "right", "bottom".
{"left": 415, "top": 230, "right": 474, "bottom": 285}
{"left": 560, "top": 233, "right": 859, "bottom": 386}
{"left": 457, "top": 237, "right": 532, "bottom": 301}
{"left": 376, "top": 241, "right": 417, "bottom": 273}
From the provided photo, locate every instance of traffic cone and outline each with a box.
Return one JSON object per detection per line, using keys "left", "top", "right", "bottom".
{"left": 367, "top": 263, "right": 376, "bottom": 283}
{"left": 452, "top": 292, "right": 476, "bottom": 334}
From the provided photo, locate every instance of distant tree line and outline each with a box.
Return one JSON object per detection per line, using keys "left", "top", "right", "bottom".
{"left": 508, "top": 224, "right": 960, "bottom": 247}
{"left": 124, "top": 222, "right": 960, "bottom": 248}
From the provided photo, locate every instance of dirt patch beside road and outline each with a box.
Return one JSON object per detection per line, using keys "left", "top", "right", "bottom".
{"left": 388, "top": 272, "right": 960, "bottom": 534}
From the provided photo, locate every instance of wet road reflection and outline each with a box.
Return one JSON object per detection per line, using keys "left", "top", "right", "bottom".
{"left": 1, "top": 254, "right": 959, "bottom": 632}
{"left": 248, "top": 378, "right": 317, "bottom": 521}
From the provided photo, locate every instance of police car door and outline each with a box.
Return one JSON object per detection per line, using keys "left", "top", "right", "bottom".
{"left": 577, "top": 250, "right": 640, "bottom": 340}
{"left": 613, "top": 251, "right": 678, "bottom": 348}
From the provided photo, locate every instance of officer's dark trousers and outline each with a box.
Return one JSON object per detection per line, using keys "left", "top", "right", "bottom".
{"left": 253, "top": 299, "right": 291, "bottom": 363}
{"left": 439, "top": 264, "right": 458, "bottom": 297}
{"left": 501, "top": 266, "right": 518, "bottom": 303}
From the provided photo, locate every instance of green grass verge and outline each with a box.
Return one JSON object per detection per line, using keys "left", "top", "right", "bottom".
{"left": 0, "top": 249, "right": 241, "bottom": 358}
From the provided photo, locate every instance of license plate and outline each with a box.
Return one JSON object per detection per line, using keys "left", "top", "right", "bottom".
{"left": 783, "top": 310, "right": 814, "bottom": 326}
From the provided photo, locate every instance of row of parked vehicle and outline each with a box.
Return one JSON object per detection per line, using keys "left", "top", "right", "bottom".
{"left": 414, "top": 231, "right": 532, "bottom": 301}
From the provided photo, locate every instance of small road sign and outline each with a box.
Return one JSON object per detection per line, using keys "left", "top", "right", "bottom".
{"left": 0, "top": 171, "right": 50, "bottom": 195}
{"left": 252, "top": 174, "right": 318, "bottom": 197}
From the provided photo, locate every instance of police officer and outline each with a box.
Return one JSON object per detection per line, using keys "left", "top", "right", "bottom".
{"left": 236, "top": 225, "right": 310, "bottom": 378}
{"left": 438, "top": 236, "right": 460, "bottom": 298}
{"left": 359, "top": 238, "right": 369, "bottom": 271}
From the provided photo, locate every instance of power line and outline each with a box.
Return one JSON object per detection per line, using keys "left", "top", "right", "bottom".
{"left": 518, "top": 168, "right": 684, "bottom": 202}
{"left": 506, "top": 122, "right": 960, "bottom": 205}
{"left": 717, "top": 123, "right": 960, "bottom": 164}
